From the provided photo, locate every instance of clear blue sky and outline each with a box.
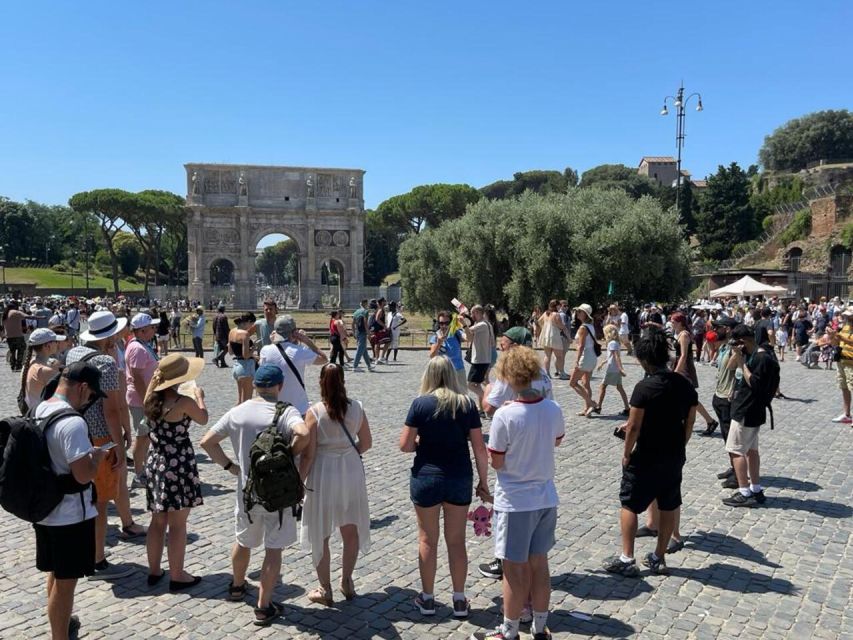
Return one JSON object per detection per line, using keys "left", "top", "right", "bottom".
{"left": 2, "top": 1, "right": 851, "bottom": 214}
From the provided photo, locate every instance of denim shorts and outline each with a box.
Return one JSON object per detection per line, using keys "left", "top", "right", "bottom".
{"left": 410, "top": 472, "right": 473, "bottom": 508}
{"left": 232, "top": 358, "right": 256, "bottom": 380}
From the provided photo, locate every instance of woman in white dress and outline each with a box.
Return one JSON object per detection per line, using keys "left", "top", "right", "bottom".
{"left": 300, "top": 363, "right": 373, "bottom": 606}
{"left": 537, "top": 299, "right": 569, "bottom": 379}
{"left": 569, "top": 303, "right": 598, "bottom": 417}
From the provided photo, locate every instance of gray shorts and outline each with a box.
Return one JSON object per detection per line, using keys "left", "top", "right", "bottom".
{"left": 129, "top": 405, "right": 150, "bottom": 437}
{"left": 494, "top": 507, "right": 557, "bottom": 563}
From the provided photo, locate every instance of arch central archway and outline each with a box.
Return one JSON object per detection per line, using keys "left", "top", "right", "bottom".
{"left": 255, "top": 233, "right": 301, "bottom": 308}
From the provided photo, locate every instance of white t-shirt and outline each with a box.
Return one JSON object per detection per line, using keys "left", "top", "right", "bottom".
{"left": 606, "top": 340, "right": 621, "bottom": 373}
{"left": 488, "top": 397, "right": 564, "bottom": 512}
{"left": 486, "top": 368, "right": 553, "bottom": 410}
{"left": 208, "top": 399, "right": 305, "bottom": 515}
{"left": 35, "top": 400, "right": 97, "bottom": 526}
{"left": 258, "top": 341, "right": 318, "bottom": 414}
{"left": 619, "top": 312, "right": 630, "bottom": 336}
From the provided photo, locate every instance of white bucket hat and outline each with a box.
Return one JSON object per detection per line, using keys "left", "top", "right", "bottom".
{"left": 574, "top": 303, "right": 593, "bottom": 318}
{"left": 79, "top": 310, "right": 127, "bottom": 343}
{"left": 130, "top": 313, "right": 158, "bottom": 330}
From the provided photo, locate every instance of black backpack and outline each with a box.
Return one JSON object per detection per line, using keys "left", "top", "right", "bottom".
{"left": 750, "top": 347, "right": 782, "bottom": 429}
{"left": 0, "top": 407, "right": 91, "bottom": 523}
{"left": 243, "top": 401, "right": 304, "bottom": 525}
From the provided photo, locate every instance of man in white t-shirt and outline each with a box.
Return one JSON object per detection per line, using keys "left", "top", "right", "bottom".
{"left": 200, "top": 364, "right": 309, "bottom": 626}
{"left": 464, "top": 305, "right": 495, "bottom": 413}
{"left": 471, "top": 347, "right": 564, "bottom": 640}
{"left": 33, "top": 362, "right": 108, "bottom": 640}
{"left": 258, "top": 315, "right": 327, "bottom": 415}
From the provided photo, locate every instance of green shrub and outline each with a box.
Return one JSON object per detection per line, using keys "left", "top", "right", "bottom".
{"left": 778, "top": 209, "right": 812, "bottom": 246}
{"left": 840, "top": 222, "right": 853, "bottom": 249}
{"left": 762, "top": 215, "right": 777, "bottom": 230}
{"left": 732, "top": 240, "right": 761, "bottom": 256}
{"left": 53, "top": 264, "right": 67, "bottom": 273}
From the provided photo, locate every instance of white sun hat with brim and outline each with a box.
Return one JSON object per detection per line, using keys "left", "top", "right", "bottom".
{"left": 79, "top": 310, "right": 128, "bottom": 343}
{"left": 130, "top": 313, "right": 158, "bottom": 330}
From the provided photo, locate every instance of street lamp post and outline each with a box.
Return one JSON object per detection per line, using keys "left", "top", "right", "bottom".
{"left": 45, "top": 235, "right": 55, "bottom": 265}
{"left": 660, "top": 83, "right": 703, "bottom": 213}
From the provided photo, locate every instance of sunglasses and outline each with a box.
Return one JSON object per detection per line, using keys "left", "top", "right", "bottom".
{"left": 438, "top": 321, "right": 449, "bottom": 326}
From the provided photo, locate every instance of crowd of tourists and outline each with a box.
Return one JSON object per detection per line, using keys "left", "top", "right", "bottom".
{"left": 3, "top": 288, "right": 833, "bottom": 640}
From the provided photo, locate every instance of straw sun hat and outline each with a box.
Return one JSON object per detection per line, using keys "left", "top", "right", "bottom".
{"left": 151, "top": 354, "right": 205, "bottom": 392}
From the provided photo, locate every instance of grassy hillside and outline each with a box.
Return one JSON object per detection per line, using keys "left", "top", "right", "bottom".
{"left": 2, "top": 267, "right": 139, "bottom": 291}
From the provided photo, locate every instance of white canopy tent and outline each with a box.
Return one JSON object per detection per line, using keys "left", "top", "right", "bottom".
{"left": 709, "top": 275, "right": 788, "bottom": 298}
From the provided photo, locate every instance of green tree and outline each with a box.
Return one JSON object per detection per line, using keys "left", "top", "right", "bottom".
{"left": 695, "top": 162, "right": 757, "bottom": 260}
{"left": 579, "top": 164, "right": 659, "bottom": 199}
{"left": 363, "top": 209, "right": 401, "bottom": 285}
{"left": 114, "top": 232, "right": 142, "bottom": 278}
{"left": 256, "top": 240, "right": 299, "bottom": 286}
{"left": 400, "top": 189, "right": 691, "bottom": 314}
{"left": 0, "top": 198, "right": 35, "bottom": 264}
{"left": 69, "top": 189, "right": 139, "bottom": 295}
{"left": 480, "top": 168, "right": 578, "bottom": 199}
{"left": 375, "top": 183, "right": 481, "bottom": 234}
{"left": 121, "top": 190, "right": 185, "bottom": 294}
{"left": 759, "top": 109, "right": 853, "bottom": 171}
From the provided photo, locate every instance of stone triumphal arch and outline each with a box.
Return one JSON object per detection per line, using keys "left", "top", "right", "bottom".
{"left": 185, "top": 163, "right": 374, "bottom": 309}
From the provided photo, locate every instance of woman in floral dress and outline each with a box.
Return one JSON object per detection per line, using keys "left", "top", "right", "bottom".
{"left": 143, "top": 354, "right": 208, "bottom": 591}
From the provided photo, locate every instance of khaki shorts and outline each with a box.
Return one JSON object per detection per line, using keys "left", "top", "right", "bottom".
{"left": 837, "top": 360, "right": 853, "bottom": 391}
{"left": 92, "top": 436, "right": 119, "bottom": 502}
{"left": 725, "top": 419, "right": 759, "bottom": 456}
{"left": 129, "top": 406, "right": 150, "bottom": 437}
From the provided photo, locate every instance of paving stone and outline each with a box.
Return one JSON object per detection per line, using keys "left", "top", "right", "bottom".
{"left": 0, "top": 351, "right": 851, "bottom": 638}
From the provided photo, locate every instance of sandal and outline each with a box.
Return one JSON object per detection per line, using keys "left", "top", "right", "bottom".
{"left": 308, "top": 585, "right": 334, "bottom": 606}
{"left": 119, "top": 523, "right": 146, "bottom": 540}
{"left": 636, "top": 525, "right": 658, "bottom": 538}
{"left": 253, "top": 601, "right": 283, "bottom": 627}
{"left": 592, "top": 404, "right": 602, "bottom": 415}
{"left": 584, "top": 407, "right": 596, "bottom": 418}
{"left": 340, "top": 577, "right": 357, "bottom": 601}
{"left": 228, "top": 581, "right": 247, "bottom": 601}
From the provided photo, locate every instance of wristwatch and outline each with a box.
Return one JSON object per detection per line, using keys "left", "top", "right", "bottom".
{"left": 223, "top": 461, "right": 233, "bottom": 471}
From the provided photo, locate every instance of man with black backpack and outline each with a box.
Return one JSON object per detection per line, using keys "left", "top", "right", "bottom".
{"left": 28, "top": 362, "right": 108, "bottom": 639}
{"left": 722, "top": 324, "right": 780, "bottom": 507}
{"left": 200, "top": 365, "right": 309, "bottom": 627}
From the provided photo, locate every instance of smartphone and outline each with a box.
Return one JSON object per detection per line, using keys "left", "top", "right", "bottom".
{"left": 613, "top": 427, "right": 626, "bottom": 441}
{"left": 98, "top": 442, "right": 118, "bottom": 452}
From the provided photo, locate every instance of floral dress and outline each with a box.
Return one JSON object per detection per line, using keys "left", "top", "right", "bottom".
{"left": 145, "top": 413, "right": 203, "bottom": 512}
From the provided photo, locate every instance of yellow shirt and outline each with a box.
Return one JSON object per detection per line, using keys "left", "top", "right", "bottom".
{"left": 839, "top": 326, "right": 853, "bottom": 361}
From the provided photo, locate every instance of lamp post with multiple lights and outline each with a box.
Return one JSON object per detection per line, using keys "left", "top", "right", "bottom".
{"left": 660, "top": 84, "right": 703, "bottom": 212}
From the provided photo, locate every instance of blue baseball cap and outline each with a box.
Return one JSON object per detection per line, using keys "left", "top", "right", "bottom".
{"left": 254, "top": 364, "right": 284, "bottom": 388}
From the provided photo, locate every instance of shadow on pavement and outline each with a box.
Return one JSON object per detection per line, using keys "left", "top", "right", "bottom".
{"left": 685, "top": 530, "right": 781, "bottom": 568}
{"left": 669, "top": 562, "right": 798, "bottom": 595}
{"left": 370, "top": 514, "right": 399, "bottom": 530}
{"left": 763, "top": 496, "right": 851, "bottom": 518}
{"left": 200, "top": 482, "right": 233, "bottom": 497}
{"left": 551, "top": 572, "right": 653, "bottom": 600}
{"left": 761, "top": 475, "right": 822, "bottom": 492}
{"left": 549, "top": 609, "right": 636, "bottom": 637}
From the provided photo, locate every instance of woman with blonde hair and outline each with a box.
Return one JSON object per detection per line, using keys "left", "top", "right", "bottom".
{"left": 537, "top": 300, "right": 569, "bottom": 379}
{"left": 300, "top": 363, "right": 372, "bottom": 606}
{"left": 594, "top": 324, "right": 630, "bottom": 415}
{"left": 143, "top": 354, "right": 208, "bottom": 591}
{"left": 399, "top": 356, "right": 490, "bottom": 619}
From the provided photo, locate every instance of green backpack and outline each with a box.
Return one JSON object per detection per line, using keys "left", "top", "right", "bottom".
{"left": 243, "top": 401, "right": 304, "bottom": 524}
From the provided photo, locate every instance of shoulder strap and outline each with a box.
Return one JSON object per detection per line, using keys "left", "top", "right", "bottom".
{"left": 271, "top": 401, "right": 290, "bottom": 430}
{"left": 333, "top": 403, "right": 363, "bottom": 464}
{"left": 38, "top": 407, "right": 82, "bottom": 433}
{"left": 275, "top": 344, "right": 305, "bottom": 390}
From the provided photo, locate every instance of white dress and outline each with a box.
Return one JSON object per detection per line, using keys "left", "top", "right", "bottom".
{"left": 301, "top": 400, "right": 371, "bottom": 567}
{"left": 538, "top": 312, "right": 564, "bottom": 351}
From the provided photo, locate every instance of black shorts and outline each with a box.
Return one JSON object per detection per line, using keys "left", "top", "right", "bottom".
{"left": 620, "top": 463, "right": 683, "bottom": 514}
{"left": 712, "top": 395, "right": 732, "bottom": 442}
{"left": 34, "top": 518, "right": 96, "bottom": 580}
{"left": 467, "top": 363, "right": 490, "bottom": 384}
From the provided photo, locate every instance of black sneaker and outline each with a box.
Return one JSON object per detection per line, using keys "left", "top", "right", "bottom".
{"left": 414, "top": 594, "right": 435, "bottom": 616}
{"left": 643, "top": 552, "right": 669, "bottom": 575}
{"left": 532, "top": 629, "right": 552, "bottom": 640}
{"left": 722, "top": 492, "right": 757, "bottom": 507}
{"left": 752, "top": 490, "right": 766, "bottom": 504}
{"left": 603, "top": 556, "right": 640, "bottom": 577}
{"left": 716, "top": 467, "right": 735, "bottom": 480}
{"left": 478, "top": 558, "right": 503, "bottom": 580}
{"left": 721, "top": 476, "right": 739, "bottom": 489}
{"left": 453, "top": 597, "right": 470, "bottom": 618}
{"left": 702, "top": 420, "right": 719, "bottom": 436}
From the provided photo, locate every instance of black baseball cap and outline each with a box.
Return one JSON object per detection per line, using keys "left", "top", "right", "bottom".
{"left": 730, "top": 324, "right": 755, "bottom": 340}
{"left": 62, "top": 361, "right": 107, "bottom": 398}
{"left": 712, "top": 317, "right": 739, "bottom": 329}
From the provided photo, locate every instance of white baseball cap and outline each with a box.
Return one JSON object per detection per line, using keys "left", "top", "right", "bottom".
{"left": 130, "top": 313, "right": 158, "bottom": 330}
{"left": 27, "top": 328, "right": 67, "bottom": 346}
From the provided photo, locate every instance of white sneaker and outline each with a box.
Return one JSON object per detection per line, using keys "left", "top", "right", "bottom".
{"left": 831, "top": 413, "right": 853, "bottom": 424}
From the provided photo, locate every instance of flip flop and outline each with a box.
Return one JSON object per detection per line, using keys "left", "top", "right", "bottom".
{"left": 636, "top": 525, "right": 658, "bottom": 538}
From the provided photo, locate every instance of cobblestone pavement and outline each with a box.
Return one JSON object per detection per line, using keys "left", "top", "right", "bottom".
{"left": 1, "top": 349, "right": 851, "bottom": 639}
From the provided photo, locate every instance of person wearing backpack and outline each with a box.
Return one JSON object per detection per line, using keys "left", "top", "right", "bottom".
{"left": 200, "top": 365, "right": 310, "bottom": 627}
{"left": 351, "top": 299, "right": 375, "bottom": 371}
{"left": 722, "top": 324, "right": 780, "bottom": 507}
{"left": 30, "top": 362, "right": 109, "bottom": 640}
